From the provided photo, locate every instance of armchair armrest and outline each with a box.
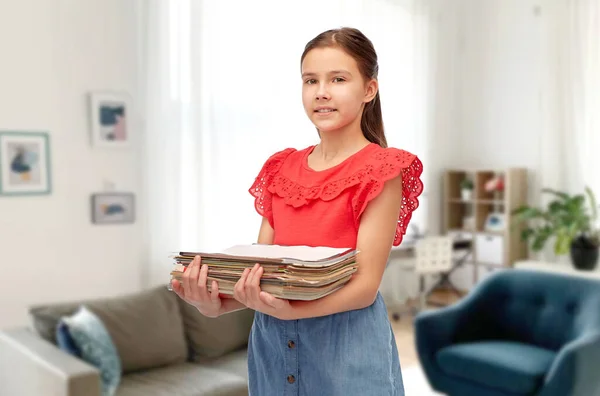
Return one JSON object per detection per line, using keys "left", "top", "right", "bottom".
{"left": 0, "top": 328, "right": 100, "bottom": 396}
{"left": 540, "top": 331, "right": 600, "bottom": 396}
{"left": 414, "top": 295, "right": 477, "bottom": 382}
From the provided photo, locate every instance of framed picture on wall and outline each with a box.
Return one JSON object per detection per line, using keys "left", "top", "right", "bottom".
{"left": 0, "top": 131, "right": 52, "bottom": 196}
{"left": 91, "top": 192, "right": 135, "bottom": 224}
{"left": 88, "top": 91, "right": 132, "bottom": 148}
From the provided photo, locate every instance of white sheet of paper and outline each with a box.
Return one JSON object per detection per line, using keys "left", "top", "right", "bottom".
{"left": 221, "top": 244, "right": 351, "bottom": 262}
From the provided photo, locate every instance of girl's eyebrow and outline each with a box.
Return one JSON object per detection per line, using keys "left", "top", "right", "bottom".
{"left": 301, "top": 69, "right": 352, "bottom": 78}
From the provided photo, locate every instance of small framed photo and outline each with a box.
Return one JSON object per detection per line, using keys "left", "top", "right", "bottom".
{"left": 88, "top": 91, "right": 132, "bottom": 148}
{"left": 0, "top": 131, "right": 52, "bottom": 196}
{"left": 91, "top": 192, "right": 135, "bottom": 224}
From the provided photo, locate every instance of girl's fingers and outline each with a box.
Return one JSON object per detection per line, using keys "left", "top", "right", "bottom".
{"left": 234, "top": 268, "right": 250, "bottom": 302}
{"left": 259, "top": 291, "right": 276, "bottom": 308}
{"left": 244, "top": 265, "right": 256, "bottom": 301}
{"left": 247, "top": 265, "right": 262, "bottom": 303}
{"left": 197, "top": 261, "right": 209, "bottom": 298}
{"left": 246, "top": 264, "right": 258, "bottom": 286}
{"left": 210, "top": 280, "right": 220, "bottom": 303}
{"left": 182, "top": 256, "right": 195, "bottom": 298}
{"left": 188, "top": 256, "right": 202, "bottom": 300}
{"left": 171, "top": 279, "right": 185, "bottom": 298}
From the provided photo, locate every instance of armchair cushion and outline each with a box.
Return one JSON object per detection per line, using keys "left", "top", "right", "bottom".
{"left": 415, "top": 270, "right": 600, "bottom": 396}
{"left": 437, "top": 341, "right": 555, "bottom": 394}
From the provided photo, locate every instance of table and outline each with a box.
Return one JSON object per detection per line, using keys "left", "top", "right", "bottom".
{"left": 381, "top": 237, "right": 472, "bottom": 313}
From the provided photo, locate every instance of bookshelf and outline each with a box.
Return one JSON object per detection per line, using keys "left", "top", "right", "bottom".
{"left": 443, "top": 168, "right": 529, "bottom": 284}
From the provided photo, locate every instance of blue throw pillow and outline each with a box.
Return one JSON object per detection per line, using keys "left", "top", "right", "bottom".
{"left": 57, "top": 306, "right": 121, "bottom": 396}
{"left": 56, "top": 321, "right": 82, "bottom": 358}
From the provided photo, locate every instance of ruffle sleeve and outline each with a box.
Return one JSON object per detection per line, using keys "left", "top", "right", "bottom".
{"left": 248, "top": 148, "right": 296, "bottom": 227}
{"left": 352, "top": 148, "right": 424, "bottom": 246}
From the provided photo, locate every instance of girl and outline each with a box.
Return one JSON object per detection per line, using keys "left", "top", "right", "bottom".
{"left": 172, "top": 27, "right": 423, "bottom": 396}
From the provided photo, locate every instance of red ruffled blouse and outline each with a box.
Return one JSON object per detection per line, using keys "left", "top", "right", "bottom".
{"left": 249, "top": 143, "right": 423, "bottom": 249}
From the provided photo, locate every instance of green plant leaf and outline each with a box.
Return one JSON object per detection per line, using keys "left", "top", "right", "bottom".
{"left": 520, "top": 228, "right": 534, "bottom": 241}
{"left": 554, "top": 233, "right": 571, "bottom": 255}
{"left": 531, "top": 226, "right": 553, "bottom": 251}
{"left": 512, "top": 187, "right": 600, "bottom": 254}
{"left": 586, "top": 186, "right": 598, "bottom": 222}
{"left": 512, "top": 206, "right": 545, "bottom": 220}
{"left": 541, "top": 188, "right": 570, "bottom": 200}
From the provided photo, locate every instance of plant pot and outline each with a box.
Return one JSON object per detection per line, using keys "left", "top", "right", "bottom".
{"left": 461, "top": 189, "right": 472, "bottom": 201}
{"left": 570, "top": 236, "right": 599, "bottom": 271}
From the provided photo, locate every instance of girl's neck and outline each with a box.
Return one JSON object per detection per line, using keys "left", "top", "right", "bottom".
{"left": 314, "top": 124, "right": 370, "bottom": 162}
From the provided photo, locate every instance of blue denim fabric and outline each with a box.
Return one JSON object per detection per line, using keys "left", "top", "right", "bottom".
{"left": 248, "top": 292, "right": 404, "bottom": 396}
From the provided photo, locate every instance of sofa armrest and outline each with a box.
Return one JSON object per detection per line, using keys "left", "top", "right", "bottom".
{"left": 540, "top": 331, "right": 600, "bottom": 396}
{"left": 0, "top": 328, "right": 100, "bottom": 396}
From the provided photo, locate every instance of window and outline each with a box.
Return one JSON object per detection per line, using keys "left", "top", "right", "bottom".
{"left": 161, "top": 0, "right": 430, "bottom": 249}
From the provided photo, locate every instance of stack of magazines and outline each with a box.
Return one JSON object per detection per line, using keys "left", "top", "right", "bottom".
{"left": 169, "top": 244, "right": 359, "bottom": 301}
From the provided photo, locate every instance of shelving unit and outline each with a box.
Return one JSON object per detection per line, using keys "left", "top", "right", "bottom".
{"left": 442, "top": 168, "right": 529, "bottom": 285}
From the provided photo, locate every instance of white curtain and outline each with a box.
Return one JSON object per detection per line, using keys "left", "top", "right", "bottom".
{"left": 541, "top": 0, "right": 600, "bottom": 196}
{"left": 559, "top": 0, "right": 600, "bottom": 197}
{"left": 535, "top": 0, "right": 600, "bottom": 262}
{"left": 138, "top": 0, "right": 433, "bottom": 286}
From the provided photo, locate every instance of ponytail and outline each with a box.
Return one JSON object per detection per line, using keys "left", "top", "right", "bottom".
{"left": 361, "top": 92, "right": 387, "bottom": 148}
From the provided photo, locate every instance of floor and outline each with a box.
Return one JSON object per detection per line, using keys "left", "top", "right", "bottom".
{"left": 388, "top": 289, "right": 463, "bottom": 395}
{"left": 390, "top": 288, "right": 463, "bottom": 366}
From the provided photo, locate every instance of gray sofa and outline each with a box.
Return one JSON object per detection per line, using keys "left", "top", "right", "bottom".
{"left": 0, "top": 285, "right": 255, "bottom": 396}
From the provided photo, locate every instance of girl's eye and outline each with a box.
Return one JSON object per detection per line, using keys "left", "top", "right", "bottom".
{"left": 333, "top": 77, "right": 345, "bottom": 83}
{"left": 305, "top": 79, "right": 317, "bottom": 85}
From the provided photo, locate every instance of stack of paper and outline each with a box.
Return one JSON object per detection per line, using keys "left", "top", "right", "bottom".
{"left": 169, "top": 244, "right": 359, "bottom": 301}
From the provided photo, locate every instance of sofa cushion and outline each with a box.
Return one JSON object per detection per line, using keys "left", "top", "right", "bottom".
{"left": 437, "top": 340, "right": 555, "bottom": 394}
{"left": 56, "top": 321, "right": 82, "bottom": 357}
{"left": 116, "top": 362, "right": 248, "bottom": 396}
{"left": 207, "top": 349, "right": 248, "bottom": 379}
{"left": 178, "top": 300, "right": 255, "bottom": 360}
{"left": 29, "top": 286, "right": 188, "bottom": 373}
{"left": 59, "top": 305, "right": 121, "bottom": 396}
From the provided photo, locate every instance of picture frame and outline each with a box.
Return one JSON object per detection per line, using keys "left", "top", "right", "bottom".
{"left": 0, "top": 130, "right": 52, "bottom": 196}
{"left": 88, "top": 91, "right": 132, "bottom": 148}
{"left": 91, "top": 192, "right": 135, "bottom": 224}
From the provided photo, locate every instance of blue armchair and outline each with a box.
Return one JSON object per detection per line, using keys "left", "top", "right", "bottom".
{"left": 414, "top": 269, "right": 600, "bottom": 396}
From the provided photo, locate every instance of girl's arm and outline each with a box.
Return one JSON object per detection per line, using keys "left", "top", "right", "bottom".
{"left": 218, "top": 217, "right": 275, "bottom": 315}
{"left": 283, "top": 174, "right": 403, "bottom": 320}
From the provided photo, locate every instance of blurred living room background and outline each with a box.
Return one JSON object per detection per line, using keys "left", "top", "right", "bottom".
{"left": 0, "top": 0, "right": 599, "bottom": 395}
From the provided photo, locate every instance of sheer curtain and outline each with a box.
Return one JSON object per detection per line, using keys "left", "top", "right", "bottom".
{"left": 559, "top": 0, "right": 600, "bottom": 197}
{"left": 138, "top": 0, "right": 433, "bottom": 286}
{"left": 535, "top": 0, "right": 599, "bottom": 262}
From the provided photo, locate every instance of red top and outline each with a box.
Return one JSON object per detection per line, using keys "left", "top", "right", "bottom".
{"left": 249, "top": 143, "right": 423, "bottom": 249}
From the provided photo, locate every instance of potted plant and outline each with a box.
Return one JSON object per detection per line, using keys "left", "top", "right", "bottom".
{"left": 512, "top": 186, "right": 600, "bottom": 270}
{"left": 460, "top": 179, "right": 474, "bottom": 200}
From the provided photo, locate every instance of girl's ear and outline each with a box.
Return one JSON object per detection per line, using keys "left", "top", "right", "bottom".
{"left": 363, "top": 79, "right": 378, "bottom": 103}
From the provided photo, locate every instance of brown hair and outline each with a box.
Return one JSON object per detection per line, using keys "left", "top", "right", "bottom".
{"left": 301, "top": 27, "right": 387, "bottom": 148}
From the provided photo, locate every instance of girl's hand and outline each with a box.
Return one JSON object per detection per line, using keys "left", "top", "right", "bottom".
{"left": 171, "top": 255, "right": 223, "bottom": 318}
{"left": 233, "top": 264, "right": 292, "bottom": 320}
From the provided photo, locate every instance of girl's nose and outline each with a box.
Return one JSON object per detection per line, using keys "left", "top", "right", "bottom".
{"left": 316, "top": 85, "right": 331, "bottom": 101}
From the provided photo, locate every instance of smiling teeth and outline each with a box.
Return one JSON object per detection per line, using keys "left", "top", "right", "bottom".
{"left": 317, "top": 109, "right": 335, "bottom": 113}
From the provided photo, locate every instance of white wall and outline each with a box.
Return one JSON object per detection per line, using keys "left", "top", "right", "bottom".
{"left": 0, "top": 0, "right": 144, "bottom": 329}
{"left": 453, "top": 0, "right": 560, "bottom": 198}
{"left": 446, "top": 0, "right": 564, "bottom": 290}
{"left": 385, "top": 0, "right": 562, "bottom": 296}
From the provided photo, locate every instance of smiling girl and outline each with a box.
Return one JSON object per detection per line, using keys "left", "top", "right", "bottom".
{"left": 172, "top": 27, "right": 423, "bottom": 396}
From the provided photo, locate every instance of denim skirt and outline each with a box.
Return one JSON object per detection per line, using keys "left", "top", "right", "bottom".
{"left": 247, "top": 292, "right": 405, "bottom": 396}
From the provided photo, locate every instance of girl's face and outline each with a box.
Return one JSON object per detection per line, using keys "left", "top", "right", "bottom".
{"left": 301, "top": 46, "right": 377, "bottom": 133}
